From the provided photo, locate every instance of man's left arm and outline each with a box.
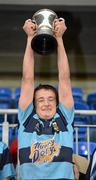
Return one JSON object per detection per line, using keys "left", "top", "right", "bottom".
{"left": 54, "top": 19, "right": 74, "bottom": 109}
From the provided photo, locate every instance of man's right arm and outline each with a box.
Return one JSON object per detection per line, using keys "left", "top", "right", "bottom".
{"left": 19, "top": 19, "right": 36, "bottom": 111}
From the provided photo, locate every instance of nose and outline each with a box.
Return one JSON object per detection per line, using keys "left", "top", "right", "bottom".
{"left": 44, "top": 99, "right": 49, "bottom": 105}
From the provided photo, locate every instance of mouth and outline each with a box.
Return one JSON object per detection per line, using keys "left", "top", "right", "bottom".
{"left": 42, "top": 108, "right": 51, "bottom": 111}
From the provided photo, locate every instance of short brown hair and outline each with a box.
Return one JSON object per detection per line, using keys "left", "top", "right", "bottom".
{"left": 33, "top": 84, "right": 59, "bottom": 107}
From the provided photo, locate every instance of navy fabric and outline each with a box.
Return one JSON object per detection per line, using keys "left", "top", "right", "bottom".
{"left": 90, "top": 162, "right": 96, "bottom": 180}
{"left": 18, "top": 103, "right": 74, "bottom": 180}
{"left": 0, "top": 141, "right": 16, "bottom": 179}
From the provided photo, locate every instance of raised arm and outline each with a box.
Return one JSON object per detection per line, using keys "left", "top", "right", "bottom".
{"left": 19, "top": 19, "right": 36, "bottom": 111}
{"left": 54, "top": 19, "right": 74, "bottom": 109}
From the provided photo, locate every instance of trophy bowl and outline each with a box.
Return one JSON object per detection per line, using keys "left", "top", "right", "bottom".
{"left": 31, "top": 9, "right": 58, "bottom": 55}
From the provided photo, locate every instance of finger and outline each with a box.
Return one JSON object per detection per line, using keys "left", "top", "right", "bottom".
{"left": 26, "top": 19, "right": 32, "bottom": 23}
{"left": 54, "top": 18, "right": 59, "bottom": 23}
{"left": 59, "top": 17, "right": 65, "bottom": 22}
{"left": 31, "top": 25, "right": 36, "bottom": 30}
{"left": 32, "top": 20, "right": 36, "bottom": 24}
{"left": 53, "top": 18, "right": 59, "bottom": 26}
{"left": 54, "top": 25, "right": 60, "bottom": 31}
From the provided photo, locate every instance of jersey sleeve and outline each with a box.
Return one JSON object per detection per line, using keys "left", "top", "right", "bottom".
{"left": 0, "top": 142, "right": 16, "bottom": 179}
{"left": 58, "top": 103, "right": 74, "bottom": 124}
{"left": 18, "top": 103, "right": 34, "bottom": 125}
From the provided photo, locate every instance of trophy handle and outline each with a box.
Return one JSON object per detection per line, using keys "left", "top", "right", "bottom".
{"left": 59, "top": 17, "right": 65, "bottom": 22}
{"left": 32, "top": 19, "right": 36, "bottom": 24}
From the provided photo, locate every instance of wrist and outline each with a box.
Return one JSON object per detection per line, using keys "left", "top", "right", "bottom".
{"left": 26, "top": 37, "right": 33, "bottom": 48}
{"left": 56, "top": 37, "right": 63, "bottom": 43}
{"left": 27, "top": 36, "right": 33, "bottom": 42}
{"left": 56, "top": 37, "right": 64, "bottom": 48}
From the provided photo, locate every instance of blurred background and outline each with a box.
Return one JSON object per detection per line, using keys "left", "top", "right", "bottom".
{"left": 0, "top": 0, "right": 96, "bottom": 95}
{"left": 0, "top": 1, "right": 96, "bottom": 175}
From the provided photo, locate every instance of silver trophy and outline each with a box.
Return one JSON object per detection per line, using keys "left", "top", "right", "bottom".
{"left": 31, "top": 9, "right": 58, "bottom": 55}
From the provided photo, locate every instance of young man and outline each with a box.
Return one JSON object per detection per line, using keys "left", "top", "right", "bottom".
{"left": 0, "top": 141, "right": 16, "bottom": 180}
{"left": 18, "top": 17, "right": 74, "bottom": 179}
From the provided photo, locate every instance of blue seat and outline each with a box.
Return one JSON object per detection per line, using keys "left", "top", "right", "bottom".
{"left": 73, "top": 141, "right": 96, "bottom": 157}
{"left": 72, "top": 87, "right": 83, "bottom": 101}
{"left": 0, "top": 87, "right": 12, "bottom": 99}
{"left": 74, "top": 101, "right": 90, "bottom": 124}
{"left": 14, "top": 87, "right": 21, "bottom": 108}
{"left": 87, "top": 92, "right": 96, "bottom": 109}
{"left": 87, "top": 92, "right": 96, "bottom": 124}
{"left": 0, "top": 87, "right": 15, "bottom": 123}
{"left": 0, "top": 87, "right": 13, "bottom": 106}
{"left": 89, "top": 128, "right": 96, "bottom": 142}
{"left": 74, "top": 101, "right": 89, "bottom": 110}
{"left": 74, "top": 101, "right": 91, "bottom": 141}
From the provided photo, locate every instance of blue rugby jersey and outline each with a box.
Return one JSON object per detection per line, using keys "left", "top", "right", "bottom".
{"left": 0, "top": 141, "right": 16, "bottom": 179}
{"left": 18, "top": 103, "right": 74, "bottom": 180}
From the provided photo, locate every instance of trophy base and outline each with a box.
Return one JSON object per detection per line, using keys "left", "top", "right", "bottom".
{"left": 31, "top": 34, "right": 57, "bottom": 55}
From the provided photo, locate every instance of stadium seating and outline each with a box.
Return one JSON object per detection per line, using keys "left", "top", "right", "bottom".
{"left": 87, "top": 92, "right": 96, "bottom": 124}
{"left": 87, "top": 92, "right": 96, "bottom": 110}
{"left": 74, "top": 101, "right": 90, "bottom": 124}
{"left": 0, "top": 87, "right": 12, "bottom": 100}
{"left": 72, "top": 87, "right": 83, "bottom": 101}
{"left": 74, "top": 126, "right": 87, "bottom": 141}
{"left": 14, "top": 87, "right": 21, "bottom": 108}
{"left": 0, "top": 87, "right": 13, "bottom": 123}
{"left": 73, "top": 141, "right": 96, "bottom": 157}
{"left": 74, "top": 101, "right": 91, "bottom": 141}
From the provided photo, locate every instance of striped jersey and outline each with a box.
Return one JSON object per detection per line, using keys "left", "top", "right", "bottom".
{"left": 0, "top": 141, "right": 16, "bottom": 179}
{"left": 18, "top": 103, "right": 74, "bottom": 180}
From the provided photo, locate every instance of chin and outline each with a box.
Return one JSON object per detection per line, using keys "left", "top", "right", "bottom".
{"left": 44, "top": 115, "right": 53, "bottom": 120}
{"left": 40, "top": 114, "right": 52, "bottom": 120}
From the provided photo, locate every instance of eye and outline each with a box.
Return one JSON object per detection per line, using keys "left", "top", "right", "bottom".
{"left": 37, "top": 99, "right": 44, "bottom": 103}
{"left": 48, "top": 97, "right": 55, "bottom": 102}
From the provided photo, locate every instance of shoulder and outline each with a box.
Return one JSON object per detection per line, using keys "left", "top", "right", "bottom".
{"left": 0, "top": 142, "right": 7, "bottom": 153}
{"left": 18, "top": 103, "right": 34, "bottom": 124}
{"left": 56, "top": 103, "right": 74, "bottom": 124}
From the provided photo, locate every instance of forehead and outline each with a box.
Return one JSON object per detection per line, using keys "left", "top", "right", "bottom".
{"left": 35, "top": 89, "right": 56, "bottom": 98}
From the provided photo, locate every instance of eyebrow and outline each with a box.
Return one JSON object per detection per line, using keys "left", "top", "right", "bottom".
{"left": 36, "top": 97, "right": 44, "bottom": 101}
{"left": 36, "top": 96, "right": 55, "bottom": 100}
